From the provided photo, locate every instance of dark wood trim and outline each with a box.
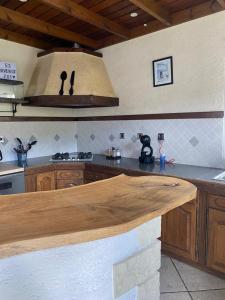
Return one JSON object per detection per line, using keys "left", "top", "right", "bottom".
{"left": 37, "top": 48, "right": 103, "bottom": 58}
{"left": 0, "top": 117, "right": 77, "bottom": 122}
{"left": 0, "top": 111, "right": 223, "bottom": 122}
{"left": 73, "top": 111, "right": 224, "bottom": 121}
{"left": 23, "top": 95, "right": 119, "bottom": 108}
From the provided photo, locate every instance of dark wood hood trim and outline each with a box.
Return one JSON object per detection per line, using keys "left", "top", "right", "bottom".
{"left": 37, "top": 48, "right": 103, "bottom": 58}
{"left": 0, "top": 111, "right": 223, "bottom": 122}
{"left": 23, "top": 95, "right": 119, "bottom": 108}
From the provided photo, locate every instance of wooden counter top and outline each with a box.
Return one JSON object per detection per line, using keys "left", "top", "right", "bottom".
{"left": 0, "top": 175, "right": 196, "bottom": 258}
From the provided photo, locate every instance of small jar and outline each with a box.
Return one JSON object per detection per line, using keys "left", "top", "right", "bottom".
{"left": 116, "top": 149, "right": 121, "bottom": 157}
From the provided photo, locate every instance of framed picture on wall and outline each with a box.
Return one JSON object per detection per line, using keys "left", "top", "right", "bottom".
{"left": 152, "top": 56, "right": 173, "bottom": 87}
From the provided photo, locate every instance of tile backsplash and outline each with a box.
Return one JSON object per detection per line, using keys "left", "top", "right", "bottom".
{"left": 0, "top": 122, "right": 77, "bottom": 162}
{"left": 0, "top": 118, "right": 224, "bottom": 169}
{"left": 77, "top": 119, "right": 224, "bottom": 168}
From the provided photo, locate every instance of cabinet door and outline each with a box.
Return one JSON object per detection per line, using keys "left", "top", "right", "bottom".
{"left": 161, "top": 200, "right": 197, "bottom": 261}
{"left": 36, "top": 171, "right": 55, "bottom": 191}
{"left": 57, "top": 179, "right": 83, "bottom": 189}
{"left": 207, "top": 208, "right": 225, "bottom": 273}
{"left": 25, "top": 175, "right": 36, "bottom": 192}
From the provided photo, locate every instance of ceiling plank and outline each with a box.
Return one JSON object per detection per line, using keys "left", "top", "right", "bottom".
{"left": 217, "top": 0, "right": 225, "bottom": 9}
{"left": 39, "top": 0, "right": 130, "bottom": 39}
{"left": 0, "top": 6, "right": 99, "bottom": 49}
{"left": 0, "top": 27, "right": 52, "bottom": 49}
{"left": 129, "top": 0, "right": 171, "bottom": 26}
{"left": 99, "top": 0, "right": 221, "bottom": 49}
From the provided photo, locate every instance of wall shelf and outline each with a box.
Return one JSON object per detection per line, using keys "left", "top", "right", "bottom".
{"left": 0, "top": 79, "right": 25, "bottom": 116}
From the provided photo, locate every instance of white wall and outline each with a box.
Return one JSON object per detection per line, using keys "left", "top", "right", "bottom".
{"left": 76, "top": 11, "right": 225, "bottom": 168}
{"left": 74, "top": 11, "right": 225, "bottom": 117}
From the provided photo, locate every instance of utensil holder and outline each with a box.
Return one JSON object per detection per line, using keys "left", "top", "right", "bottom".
{"left": 17, "top": 152, "right": 27, "bottom": 167}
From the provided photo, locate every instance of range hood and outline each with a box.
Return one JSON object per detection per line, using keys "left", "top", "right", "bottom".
{"left": 24, "top": 49, "right": 119, "bottom": 108}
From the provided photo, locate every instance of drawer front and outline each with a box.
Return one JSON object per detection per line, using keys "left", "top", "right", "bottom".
{"left": 57, "top": 179, "right": 83, "bottom": 189}
{"left": 208, "top": 194, "right": 225, "bottom": 211}
{"left": 56, "top": 170, "right": 83, "bottom": 180}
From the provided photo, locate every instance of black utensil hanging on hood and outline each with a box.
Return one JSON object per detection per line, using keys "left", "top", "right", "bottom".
{"left": 69, "top": 70, "right": 75, "bottom": 96}
{"left": 59, "top": 71, "right": 67, "bottom": 95}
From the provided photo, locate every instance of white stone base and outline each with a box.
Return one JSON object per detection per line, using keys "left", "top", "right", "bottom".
{"left": 0, "top": 217, "right": 161, "bottom": 300}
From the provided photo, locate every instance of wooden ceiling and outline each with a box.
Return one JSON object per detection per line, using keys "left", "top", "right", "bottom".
{"left": 0, "top": 0, "right": 223, "bottom": 50}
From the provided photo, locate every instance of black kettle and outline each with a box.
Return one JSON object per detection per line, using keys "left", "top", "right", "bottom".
{"left": 0, "top": 150, "right": 2, "bottom": 161}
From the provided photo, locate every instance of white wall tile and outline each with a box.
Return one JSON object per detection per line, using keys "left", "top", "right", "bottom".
{"left": 77, "top": 118, "right": 224, "bottom": 168}
{"left": 0, "top": 122, "right": 77, "bottom": 162}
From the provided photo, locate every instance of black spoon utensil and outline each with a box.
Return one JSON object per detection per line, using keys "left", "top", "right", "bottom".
{"left": 59, "top": 71, "right": 67, "bottom": 95}
{"left": 69, "top": 70, "right": 75, "bottom": 96}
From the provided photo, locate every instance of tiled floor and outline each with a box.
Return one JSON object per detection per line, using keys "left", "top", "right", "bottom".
{"left": 160, "top": 256, "right": 225, "bottom": 300}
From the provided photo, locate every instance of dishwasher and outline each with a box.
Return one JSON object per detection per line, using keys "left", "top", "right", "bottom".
{"left": 0, "top": 172, "right": 25, "bottom": 195}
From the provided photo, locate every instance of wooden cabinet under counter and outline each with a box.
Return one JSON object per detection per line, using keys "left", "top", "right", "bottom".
{"left": 25, "top": 165, "right": 84, "bottom": 192}
{"left": 207, "top": 194, "right": 225, "bottom": 274}
{"left": 56, "top": 170, "right": 84, "bottom": 189}
{"left": 36, "top": 171, "right": 55, "bottom": 191}
{"left": 161, "top": 199, "right": 197, "bottom": 262}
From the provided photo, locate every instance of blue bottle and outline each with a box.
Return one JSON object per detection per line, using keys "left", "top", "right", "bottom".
{"left": 160, "top": 154, "right": 166, "bottom": 171}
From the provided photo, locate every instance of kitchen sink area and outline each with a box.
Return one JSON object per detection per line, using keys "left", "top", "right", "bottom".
{"left": 213, "top": 171, "right": 225, "bottom": 181}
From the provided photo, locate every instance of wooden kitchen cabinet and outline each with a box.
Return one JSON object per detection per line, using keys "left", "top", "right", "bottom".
{"left": 84, "top": 164, "right": 120, "bottom": 184}
{"left": 36, "top": 171, "right": 56, "bottom": 191}
{"left": 161, "top": 199, "right": 197, "bottom": 261}
{"left": 25, "top": 167, "right": 84, "bottom": 192}
{"left": 56, "top": 170, "right": 84, "bottom": 189}
{"left": 207, "top": 194, "right": 225, "bottom": 273}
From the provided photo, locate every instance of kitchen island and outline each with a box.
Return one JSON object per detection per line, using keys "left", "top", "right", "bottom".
{"left": 0, "top": 174, "right": 196, "bottom": 300}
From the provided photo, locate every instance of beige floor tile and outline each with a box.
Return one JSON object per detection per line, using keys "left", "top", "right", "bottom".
{"left": 191, "top": 289, "right": 225, "bottom": 300}
{"left": 160, "top": 256, "right": 186, "bottom": 293}
{"left": 160, "top": 292, "right": 191, "bottom": 300}
{"left": 172, "top": 259, "right": 225, "bottom": 291}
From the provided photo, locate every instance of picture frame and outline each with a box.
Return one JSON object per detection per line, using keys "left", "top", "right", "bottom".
{"left": 152, "top": 56, "right": 173, "bottom": 87}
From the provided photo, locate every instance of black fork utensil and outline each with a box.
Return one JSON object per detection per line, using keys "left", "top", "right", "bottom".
{"left": 59, "top": 71, "right": 67, "bottom": 95}
{"left": 69, "top": 70, "right": 75, "bottom": 96}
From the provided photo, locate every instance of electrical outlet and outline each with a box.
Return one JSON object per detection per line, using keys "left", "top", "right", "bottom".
{"left": 137, "top": 133, "right": 143, "bottom": 139}
{"left": 120, "top": 133, "right": 125, "bottom": 139}
{"left": 158, "top": 133, "right": 164, "bottom": 141}
{"left": 0, "top": 136, "right": 5, "bottom": 144}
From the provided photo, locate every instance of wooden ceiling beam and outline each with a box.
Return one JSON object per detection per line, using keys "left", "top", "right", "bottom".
{"left": 99, "top": 0, "right": 221, "bottom": 49}
{"left": 217, "top": 0, "right": 225, "bottom": 9}
{"left": 0, "top": 27, "right": 52, "bottom": 49}
{"left": 129, "top": 0, "right": 171, "bottom": 26}
{"left": 0, "top": 6, "right": 99, "bottom": 49}
{"left": 39, "top": 0, "right": 130, "bottom": 39}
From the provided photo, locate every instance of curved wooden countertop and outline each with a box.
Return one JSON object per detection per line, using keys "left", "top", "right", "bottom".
{"left": 0, "top": 175, "right": 196, "bottom": 258}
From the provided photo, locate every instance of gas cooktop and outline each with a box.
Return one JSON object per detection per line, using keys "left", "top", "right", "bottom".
{"left": 50, "top": 152, "right": 93, "bottom": 162}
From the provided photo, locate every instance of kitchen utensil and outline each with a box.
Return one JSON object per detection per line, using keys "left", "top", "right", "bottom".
{"left": 16, "top": 137, "right": 24, "bottom": 152}
{"left": 69, "top": 71, "right": 75, "bottom": 96}
{"left": 0, "top": 150, "right": 2, "bottom": 161}
{"left": 59, "top": 71, "right": 67, "bottom": 96}
{"left": 25, "top": 140, "right": 37, "bottom": 152}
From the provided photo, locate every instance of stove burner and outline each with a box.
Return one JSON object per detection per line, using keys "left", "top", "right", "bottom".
{"left": 77, "top": 152, "right": 92, "bottom": 160}
{"left": 51, "top": 152, "right": 93, "bottom": 162}
{"left": 52, "top": 152, "right": 70, "bottom": 160}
